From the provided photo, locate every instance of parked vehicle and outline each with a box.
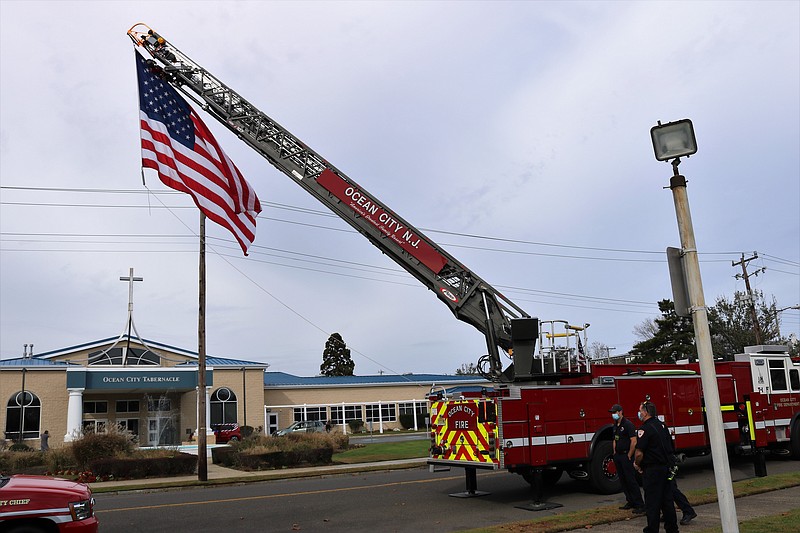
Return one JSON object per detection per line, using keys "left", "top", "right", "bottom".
{"left": 273, "top": 420, "right": 326, "bottom": 437}
{"left": 0, "top": 474, "right": 98, "bottom": 532}
{"left": 212, "top": 423, "right": 241, "bottom": 443}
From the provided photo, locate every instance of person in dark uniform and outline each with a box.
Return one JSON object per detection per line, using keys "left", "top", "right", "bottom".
{"left": 672, "top": 478, "right": 697, "bottom": 525}
{"left": 609, "top": 403, "right": 644, "bottom": 513}
{"left": 656, "top": 417, "right": 698, "bottom": 525}
{"left": 634, "top": 401, "right": 679, "bottom": 533}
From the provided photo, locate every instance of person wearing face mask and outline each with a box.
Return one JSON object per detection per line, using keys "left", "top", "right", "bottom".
{"left": 634, "top": 401, "right": 679, "bottom": 533}
{"left": 609, "top": 404, "right": 645, "bottom": 513}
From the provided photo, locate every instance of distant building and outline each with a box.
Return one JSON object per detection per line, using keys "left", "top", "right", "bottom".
{"left": 1, "top": 337, "right": 488, "bottom": 446}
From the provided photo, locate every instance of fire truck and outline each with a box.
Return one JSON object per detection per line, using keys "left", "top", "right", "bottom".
{"left": 126, "top": 26, "right": 800, "bottom": 498}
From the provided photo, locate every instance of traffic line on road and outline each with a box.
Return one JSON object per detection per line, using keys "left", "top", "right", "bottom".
{"left": 96, "top": 471, "right": 505, "bottom": 514}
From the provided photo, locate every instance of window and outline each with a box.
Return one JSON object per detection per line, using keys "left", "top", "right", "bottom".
{"left": 398, "top": 401, "right": 429, "bottom": 429}
{"left": 117, "top": 418, "right": 140, "bottom": 437}
{"left": 88, "top": 346, "right": 160, "bottom": 365}
{"left": 398, "top": 401, "right": 427, "bottom": 415}
{"left": 790, "top": 368, "right": 800, "bottom": 392}
{"left": 769, "top": 359, "right": 788, "bottom": 392}
{"left": 293, "top": 406, "right": 326, "bottom": 422}
{"left": 83, "top": 400, "right": 108, "bottom": 414}
{"left": 82, "top": 419, "right": 107, "bottom": 434}
{"left": 116, "top": 400, "right": 140, "bottom": 413}
{"left": 330, "top": 405, "right": 362, "bottom": 424}
{"left": 147, "top": 398, "right": 171, "bottom": 412}
{"left": 365, "top": 403, "right": 396, "bottom": 423}
{"left": 210, "top": 388, "right": 237, "bottom": 426}
{"left": 5, "top": 391, "right": 41, "bottom": 440}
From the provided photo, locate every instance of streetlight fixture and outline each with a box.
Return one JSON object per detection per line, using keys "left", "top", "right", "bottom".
{"left": 651, "top": 118, "right": 740, "bottom": 533}
{"left": 651, "top": 119, "right": 698, "bottom": 161}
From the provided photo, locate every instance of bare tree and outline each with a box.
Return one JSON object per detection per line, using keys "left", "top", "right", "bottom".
{"left": 633, "top": 317, "right": 659, "bottom": 342}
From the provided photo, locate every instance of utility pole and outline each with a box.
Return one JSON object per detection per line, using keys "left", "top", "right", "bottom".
{"left": 603, "top": 346, "right": 616, "bottom": 364}
{"left": 732, "top": 253, "right": 766, "bottom": 345}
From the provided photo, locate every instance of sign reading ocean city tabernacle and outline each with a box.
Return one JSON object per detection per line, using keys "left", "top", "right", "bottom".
{"left": 67, "top": 369, "right": 213, "bottom": 390}
{"left": 316, "top": 169, "right": 448, "bottom": 274}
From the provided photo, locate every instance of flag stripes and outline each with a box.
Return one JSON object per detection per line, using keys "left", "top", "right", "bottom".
{"left": 136, "top": 52, "right": 260, "bottom": 254}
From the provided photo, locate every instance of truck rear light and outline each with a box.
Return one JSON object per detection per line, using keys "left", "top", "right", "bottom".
{"left": 69, "top": 498, "right": 94, "bottom": 521}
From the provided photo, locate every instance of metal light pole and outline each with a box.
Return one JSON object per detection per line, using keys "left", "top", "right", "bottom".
{"left": 651, "top": 119, "right": 739, "bottom": 532}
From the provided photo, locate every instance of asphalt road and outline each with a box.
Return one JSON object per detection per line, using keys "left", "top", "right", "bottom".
{"left": 94, "top": 454, "right": 800, "bottom": 532}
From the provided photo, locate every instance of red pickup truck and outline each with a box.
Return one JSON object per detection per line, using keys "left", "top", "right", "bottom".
{"left": 0, "top": 474, "right": 98, "bottom": 532}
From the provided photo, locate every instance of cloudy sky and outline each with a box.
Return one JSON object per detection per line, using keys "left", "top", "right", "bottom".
{"left": 1, "top": 1, "right": 798, "bottom": 376}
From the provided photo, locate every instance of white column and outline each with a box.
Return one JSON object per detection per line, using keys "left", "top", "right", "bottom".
{"left": 412, "top": 400, "right": 419, "bottom": 431}
{"left": 64, "top": 388, "right": 84, "bottom": 442}
{"left": 378, "top": 401, "right": 384, "bottom": 434}
{"left": 205, "top": 386, "right": 213, "bottom": 436}
{"left": 341, "top": 402, "right": 347, "bottom": 435}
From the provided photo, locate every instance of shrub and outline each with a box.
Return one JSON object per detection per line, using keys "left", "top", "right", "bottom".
{"left": 45, "top": 447, "right": 76, "bottom": 473}
{"left": 348, "top": 419, "right": 365, "bottom": 433}
{"left": 9, "top": 442, "right": 32, "bottom": 452}
{"left": 0, "top": 450, "right": 45, "bottom": 472}
{"left": 71, "top": 431, "right": 134, "bottom": 469}
{"left": 219, "top": 433, "right": 342, "bottom": 470}
{"left": 241, "top": 425, "right": 255, "bottom": 438}
{"left": 90, "top": 452, "right": 196, "bottom": 479}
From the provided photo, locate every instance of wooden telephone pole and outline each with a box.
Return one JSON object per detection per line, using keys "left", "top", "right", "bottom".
{"left": 732, "top": 252, "right": 766, "bottom": 345}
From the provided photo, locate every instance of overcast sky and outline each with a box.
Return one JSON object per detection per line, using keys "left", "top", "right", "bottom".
{"left": 1, "top": 1, "right": 798, "bottom": 376}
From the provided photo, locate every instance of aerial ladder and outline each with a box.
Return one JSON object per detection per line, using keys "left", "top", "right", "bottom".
{"left": 127, "top": 24, "right": 584, "bottom": 383}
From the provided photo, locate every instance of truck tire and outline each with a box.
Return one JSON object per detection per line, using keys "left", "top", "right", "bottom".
{"left": 791, "top": 420, "right": 800, "bottom": 460}
{"left": 589, "top": 440, "right": 621, "bottom": 494}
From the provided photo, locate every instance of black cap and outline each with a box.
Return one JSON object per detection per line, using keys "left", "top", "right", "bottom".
{"left": 609, "top": 404, "right": 623, "bottom": 413}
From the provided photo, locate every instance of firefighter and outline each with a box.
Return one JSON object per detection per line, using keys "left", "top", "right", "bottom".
{"left": 609, "top": 403, "right": 644, "bottom": 513}
{"left": 633, "top": 401, "right": 679, "bottom": 533}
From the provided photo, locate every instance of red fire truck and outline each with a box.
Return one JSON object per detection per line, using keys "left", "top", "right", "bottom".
{"left": 126, "top": 26, "right": 800, "bottom": 498}
{"left": 430, "top": 344, "right": 799, "bottom": 496}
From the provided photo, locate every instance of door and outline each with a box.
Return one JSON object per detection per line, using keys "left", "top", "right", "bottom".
{"left": 268, "top": 413, "right": 279, "bottom": 435}
{"left": 147, "top": 417, "right": 173, "bottom": 445}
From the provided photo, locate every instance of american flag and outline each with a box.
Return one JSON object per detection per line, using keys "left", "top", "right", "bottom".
{"left": 135, "top": 52, "right": 261, "bottom": 255}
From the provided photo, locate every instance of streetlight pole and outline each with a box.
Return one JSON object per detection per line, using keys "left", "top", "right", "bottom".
{"left": 652, "top": 119, "right": 739, "bottom": 532}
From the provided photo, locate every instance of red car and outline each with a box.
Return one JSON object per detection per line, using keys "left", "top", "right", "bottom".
{"left": 213, "top": 423, "right": 241, "bottom": 443}
{"left": 0, "top": 474, "right": 98, "bottom": 532}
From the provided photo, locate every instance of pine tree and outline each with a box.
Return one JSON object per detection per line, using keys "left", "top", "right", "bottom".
{"left": 708, "top": 290, "right": 783, "bottom": 359}
{"left": 630, "top": 299, "right": 696, "bottom": 363}
{"left": 320, "top": 332, "right": 355, "bottom": 376}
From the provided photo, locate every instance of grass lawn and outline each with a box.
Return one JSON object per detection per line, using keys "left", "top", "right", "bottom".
{"left": 333, "top": 439, "right": 429, "bottom": 463}
{"left": 463, "top": 470, "right": 800, "bottom": 533}
{"left": 695, "top": 507, "right": 800, "bottom": 533}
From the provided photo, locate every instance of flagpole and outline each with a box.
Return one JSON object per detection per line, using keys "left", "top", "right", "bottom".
{"left": 198, "top": 212, "right": 208, "bottom": 481}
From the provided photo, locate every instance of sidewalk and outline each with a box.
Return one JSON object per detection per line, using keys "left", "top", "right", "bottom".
{"left": 562, "top": 485, "right": 800, "bottom": 532}
{"left": 87, "top": 457, "right": 429, "bottom": 491}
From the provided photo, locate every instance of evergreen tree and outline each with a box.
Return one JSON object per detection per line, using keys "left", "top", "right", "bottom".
{"left": 708, "top": 290, "right": 783, "bottom": 359}
{"left": 320, "top": 332, "right": 355, "bottom": 376}
{"left": 630, "top": 299, "right": 696, "bottom": 363}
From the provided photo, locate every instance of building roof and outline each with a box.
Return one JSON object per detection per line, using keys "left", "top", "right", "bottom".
{"left": 264, "top": 371, "right": 490, "bottom": 388}
{"left": 5, "top": 336, "right": 268, "bottom": 369}
{"left": 177, "top": 357, "right": 268, "bottom": 368}
{"left": 0, "top": 357, "right": 73, "bottom": 367}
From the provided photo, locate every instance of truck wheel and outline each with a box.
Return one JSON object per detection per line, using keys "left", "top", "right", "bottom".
{"left": 589, "top": 440, "right": 620, "bottom": 494}
{"left": 791, "top": 420, "right": 800, "bottom": 460}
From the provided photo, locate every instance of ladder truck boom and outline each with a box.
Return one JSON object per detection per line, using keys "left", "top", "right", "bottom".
{"left": 128, "top": 25, "right": 536, "bottom": 382}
